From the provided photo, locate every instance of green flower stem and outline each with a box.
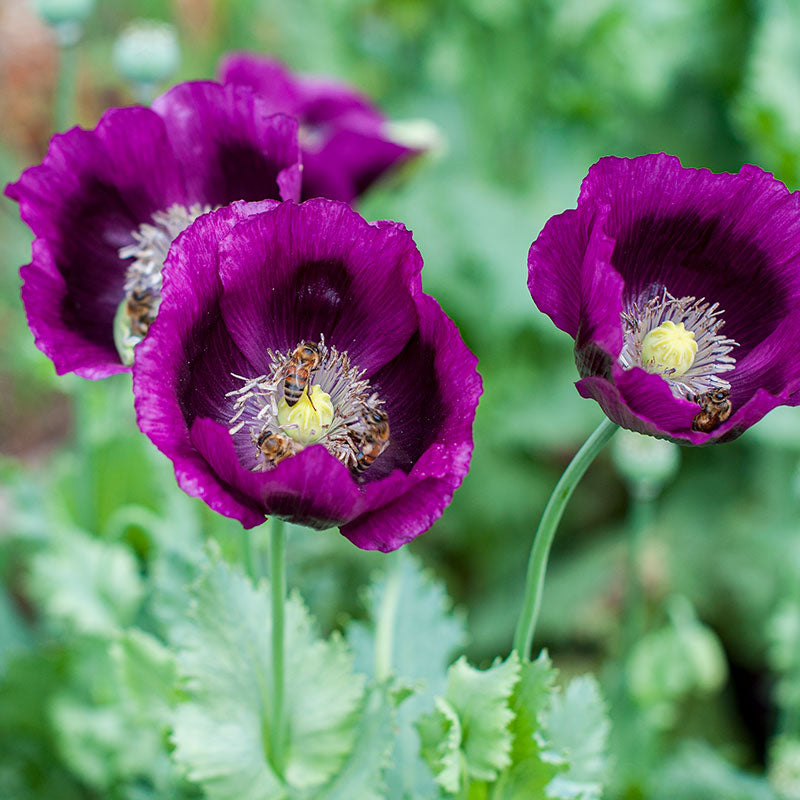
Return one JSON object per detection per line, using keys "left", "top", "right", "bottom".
{"left": 512, "top": 417, "right": 618, "bottom": 659}
{"left": 133, "top": 81, "right": 158, "bottom": 106}
{"left": 55, "top": 37, "right": 79, "bottom": 131}
{"left": 269, "top": 516, "right": 287, "bottom": 776}
{"left": 241, "top": 528, "right": 255, "bottom": 583}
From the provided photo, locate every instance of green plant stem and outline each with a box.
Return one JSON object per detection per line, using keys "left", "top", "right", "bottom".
{"left": 55, "top": 38, "right": 79, "bottom": 131}
{"left": 512, "top": 417, "right": 618, "bottom": 659}
{"left": 241, "top": 528, "right": 255, "bottom": 583}
{"left": 241, "top": 523, "right": 268, "bottom": 584}
{"left": 374, "top": 552, "right": 403, "bottom": 683}
{"left": 133, "top": 81, "right": 158, "bottom": 105}
{"left": 269, "top": 516, "right": 287, "bottom": 776}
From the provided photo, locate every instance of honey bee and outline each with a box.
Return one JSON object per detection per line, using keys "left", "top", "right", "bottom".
{"left": 353, "top": 407, "right": 390, "bottom": 474}
{"left": 254, "top": 428, "right": 294, "bottom": 467}
{"left": 691, "top": 388, "right": 732, "bottom": 433}
{"left": 126, "top": 289, "right": 158, "bottom": 338}
{"left": 283, "top": 341, "right": 321, "bottom": 406}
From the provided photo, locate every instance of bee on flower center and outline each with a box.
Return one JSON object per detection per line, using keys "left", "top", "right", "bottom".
{"left": 253, "top": 428, "right": 296, "bottom": 467}
{"left": 283, "top": 341, "right": 321, "bottom": 406}
{"left": 691, "top": 388, "right": 732, "bottom": 433}
{"left": 353, "top": 407, "right": 390, "bottom": 474}
{"left": 228, "top": 336, "right": 391, "bottom": 477}
{"left": 125, "top": 288, "right": 160, "bottom": 338}
{"left": 115, "top": 203, "right": 214, "bottom": 364}
{"left": 619, "top": 286, "right": 740, "bottom": 433}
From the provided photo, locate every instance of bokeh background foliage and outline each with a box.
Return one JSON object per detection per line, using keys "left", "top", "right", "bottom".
{"left": 4, "top": 0, "right": 800, "bottom": 797}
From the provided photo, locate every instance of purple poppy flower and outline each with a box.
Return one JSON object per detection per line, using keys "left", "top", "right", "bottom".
{"left": 5, "top": 81, "right": 302, "bottom": 379}
{"left": 133, "top": 198, "right": 481, "bottom": 551}
{"left": 219, "top": 53, "right": 420, "bottom": 204}
{"left": 528, "top": 153, "right": 800, "bottom": 444}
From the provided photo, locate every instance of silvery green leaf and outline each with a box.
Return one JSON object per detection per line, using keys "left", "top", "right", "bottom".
{"left": 417, "top": 696, "right": 463, "bottom": 794}
{"left": 27, "top": 528, "right": 144, "bottom": 636}
{"left": 419, "top": 652, "right": 520, "bottom": 792}
{"left": 48, "top": 640, "right": 180, "bottom": 794}
{"left": 170, "top": 557, "right": 365, "bottom": 800}
{"left": 543, "top": 676, "right": 609, "bottom": 800}
{"left": 51, "top": 694, "right": 164, "bottom": 791}
{"left": 347, "top": 550, "right": 466, "bottom": 687}
{"left": 346, "top": 550, "right": 466, "bottom": 799}
{"left": 314, "top": 685, "right": 396, "bottom": 800}
{"left": 493, "top": 651, "right": 563, "bottom": 799}
{"left": 653, "top": 741, "right": 777, "bottom": 800}
{"left": 111, "top": 628, "right": 178, "bottom": 725}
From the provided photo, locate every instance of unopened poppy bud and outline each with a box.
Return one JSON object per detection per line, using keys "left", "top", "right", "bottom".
{"left": 612, "top": 429, "right": 680, "bottom": 499}
{"left": 33, "top": 0, "right": 94, "bottom": 26}
{"left": 113, "top": 20, "right": 180, "bottom": 88}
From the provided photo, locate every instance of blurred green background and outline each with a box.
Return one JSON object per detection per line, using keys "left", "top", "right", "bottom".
{"left": 4, "top": 0, "right": 800, "bottom": 797}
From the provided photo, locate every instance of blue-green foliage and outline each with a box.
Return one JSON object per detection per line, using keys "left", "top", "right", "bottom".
{"left": 347, "top": 551, "right": 467, "bottom": 799}
{"left": 417, "top": 650, "right": 610, "bottom": 799}
{"left": 3, "top": 0, "right": 800, "bottom": 797}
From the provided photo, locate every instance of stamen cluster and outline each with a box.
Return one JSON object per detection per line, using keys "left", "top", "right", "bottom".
{"left": 227, "top": 336, "right": 389, "bottom": 476}
{"left": 619, "top": 286, "right": 738, "bottom": 399}
{"left": 117, "top": 203, "right": 213, "bottom": 353}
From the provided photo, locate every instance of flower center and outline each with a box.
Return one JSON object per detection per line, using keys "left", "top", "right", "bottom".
{"left": 641, "top": 320, "right": 697, "bottom": 377}
{"left": 227, "top": 336, "right": 390, "bottom": 477}
{"left": 114, "top": 203, "right": 213, "bottom": 365}
{"left": 619, "top": 286, "right": 738, "bottom": 399}
{"left": 277, "top": 385, "right": 334, "bottom": 444}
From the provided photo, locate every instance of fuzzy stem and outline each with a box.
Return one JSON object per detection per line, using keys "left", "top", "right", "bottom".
{"left": 269, "top": 516, "right": 287, "bottom": 776}
{"left": 512, "top": 417, "right": 618, "bottom": 659}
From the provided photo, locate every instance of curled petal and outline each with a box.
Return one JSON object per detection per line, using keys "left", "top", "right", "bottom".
{"left": 190, "top": 418, "right": 362, "bottom": 529}
{"left": 21, "top": 239, "right": 126, "bottom": 378}
{"left": 152, "top": 81, "right": 302, "bottom": 205}
{"left": 220, "top": 52, "right": 421, "bottom": 203}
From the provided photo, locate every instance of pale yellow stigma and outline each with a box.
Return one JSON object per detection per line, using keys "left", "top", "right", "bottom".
{"left": 277, "top": 385, "right": 334, "bottom": 444}
{"left": 641, "top": 320, "right": 697, "bottom": 378}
